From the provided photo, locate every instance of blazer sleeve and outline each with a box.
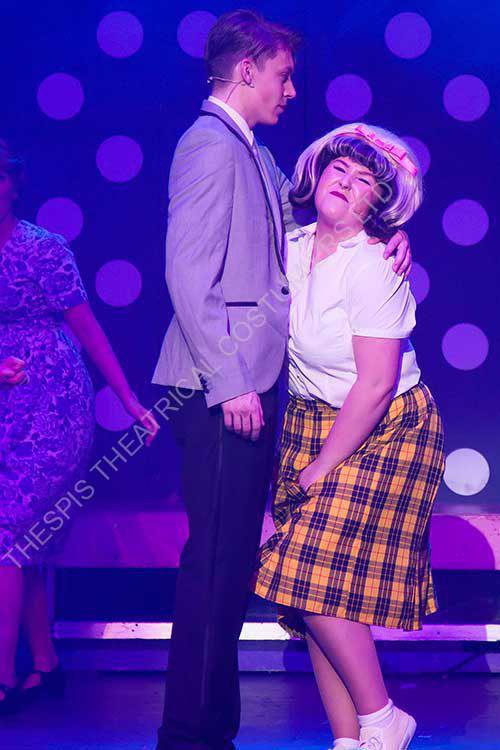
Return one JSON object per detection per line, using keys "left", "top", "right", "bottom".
{"left": 165, "top": 127, "right": 255, "bottom": 407}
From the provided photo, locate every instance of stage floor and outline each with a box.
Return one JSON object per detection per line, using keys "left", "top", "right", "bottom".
{"left": 1, "top": 672, "right": 499, "bottom": 749}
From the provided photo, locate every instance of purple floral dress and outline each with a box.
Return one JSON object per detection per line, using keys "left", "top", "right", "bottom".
{"left": 0, "top": 221, "right": 94, "bottom": 565}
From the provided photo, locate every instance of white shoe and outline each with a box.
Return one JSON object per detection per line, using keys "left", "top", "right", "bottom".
{"left": 359, "top": 706, "right": 416, "bottom": 750}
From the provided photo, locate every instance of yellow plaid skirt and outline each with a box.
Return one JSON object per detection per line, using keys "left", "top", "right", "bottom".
{"left": 254, "top": 382, "right": 445, "bottom": 636}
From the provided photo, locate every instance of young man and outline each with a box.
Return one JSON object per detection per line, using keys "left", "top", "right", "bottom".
{"left": 152, "top": 10, "right": 411, "bottom": 750}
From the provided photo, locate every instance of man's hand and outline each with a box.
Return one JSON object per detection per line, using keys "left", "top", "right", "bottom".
{"left": 221, "top": 391, "right": 265, "bottom": 442}
{"left": 368, "top": 229, "right": 412, "bottom": 278}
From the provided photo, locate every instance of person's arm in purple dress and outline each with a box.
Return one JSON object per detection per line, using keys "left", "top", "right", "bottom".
{"left": 34, "top": 234, "right": 159, "bottom": 445}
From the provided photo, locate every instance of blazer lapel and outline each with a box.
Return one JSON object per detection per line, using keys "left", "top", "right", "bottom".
{"left": 199, "top": 101, "right": 286, "bottom": 274}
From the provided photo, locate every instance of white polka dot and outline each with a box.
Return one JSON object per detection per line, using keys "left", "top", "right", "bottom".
{"left": 325, "top": 75, "right": 372, "bottom": 120}
{"left": 442, "top": 323, "right": 489, "bottom": 370}
{"left": 97, "top": 11, "right": 144, "bottom": 58}
{"left": 177, "top": 11, "right": 217, "bottom": 58}
{"left": 95, "top": 386, "right": 135, "bottom": 431}
{"left": 442, "top": 199, "right": 489, "bottom": 246}
{"left": 443, "top": 75, "right": 490, "bottom": 122}
{"left": 409, "top": 262, "right": 430, "bottom": 304}
{"left": 385, "top": 12, "right": 432, "bottom": 59}
{"left": 37, "top": 73, "right": 84, "bottom": 120}
{"left": 96, "top": 136, "right": 143, "bottom": 183}
{"left": 444, "top": 449, "right": 490, "bottom": 496}
{"left": 36, "top": 198, "right": 84, "bottom": 242}
{"left": 401, "top": 136, "right": 431, "bottom": 176}
{"left": 95, "top": 260, "right": 142, "bottom": 307}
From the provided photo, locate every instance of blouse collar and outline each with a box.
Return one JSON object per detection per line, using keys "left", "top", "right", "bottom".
{"left": 288, "top": 222, "right": 369, "bottom": 249}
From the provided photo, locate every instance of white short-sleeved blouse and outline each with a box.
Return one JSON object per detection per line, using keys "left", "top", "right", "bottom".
{"left": 287, "top": 223, "right": 421, "bottom": 407}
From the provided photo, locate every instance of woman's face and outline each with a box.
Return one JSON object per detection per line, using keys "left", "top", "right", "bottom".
{"left": 0, "top": 169, "right": 17, "bottom": 222}
{"left": 314, "top": 156, "right": 382, "bottom": 232}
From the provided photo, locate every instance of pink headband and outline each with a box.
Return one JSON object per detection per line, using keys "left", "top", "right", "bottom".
{"left": 341, "top": 124, "right": 418, "bottom": 177}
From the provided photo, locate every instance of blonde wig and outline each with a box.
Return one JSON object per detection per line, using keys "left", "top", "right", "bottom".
{"left": 290, "top": 123, "right": 423, "bottom": 234}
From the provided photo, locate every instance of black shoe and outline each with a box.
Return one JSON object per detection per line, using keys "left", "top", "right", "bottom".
{"left": 19, "top": 666, "right": 65, "bottom": 703}
{"left": 0, "top": 684, "right": 19, "bottom": 715}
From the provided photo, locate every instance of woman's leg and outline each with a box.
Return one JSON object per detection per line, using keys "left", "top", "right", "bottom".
{"left": 306, "top": 630, "right": 360, "bottom": 741}
{"left": 304, "top": 614, "right": 389, "bottom": 715}
{"left": 21, "top": 565, "right": 58, "bottom": 688}
{"left": 0, "top": 565, "right": 23, "bottom": 697}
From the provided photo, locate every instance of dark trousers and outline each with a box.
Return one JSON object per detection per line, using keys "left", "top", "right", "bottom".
{"left": 157, "top": 385, "right": 278, "bottom": 750}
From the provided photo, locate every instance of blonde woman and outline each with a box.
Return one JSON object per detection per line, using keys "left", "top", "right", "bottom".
{"left": 254, "top": 124, "right": 445, "bottom": 750}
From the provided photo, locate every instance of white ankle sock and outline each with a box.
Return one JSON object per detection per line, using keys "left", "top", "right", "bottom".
{"left": 358, "top": 698, "right": 394, "bottom": 728}
{"left": 333, "top": 739, "right": 361, "bottom": 750}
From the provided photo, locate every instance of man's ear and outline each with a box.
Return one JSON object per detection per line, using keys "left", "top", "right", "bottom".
{"left": 240, "top": 58, "right": 256, "bottom": 87}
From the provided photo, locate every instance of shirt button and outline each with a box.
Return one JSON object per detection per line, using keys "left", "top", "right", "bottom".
{"left": 281, "top": 286, "right": 289, "bottom": 295}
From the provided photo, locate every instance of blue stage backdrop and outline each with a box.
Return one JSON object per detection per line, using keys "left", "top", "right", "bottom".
{"left": 2, "top": 0, "right": 498, "bottom": 508}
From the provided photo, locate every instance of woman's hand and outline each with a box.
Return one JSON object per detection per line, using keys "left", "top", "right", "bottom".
{"left": 0, "top": 356, "right": 28, "bottom": 386}
{"left": 122, "top": 394, "right": 160, "bottom": 447}
{"left": 65, "top": 303, "right": 161, "bottom": 447}
{"left": 299, "top": 458, "right": 329, "bottom": 492}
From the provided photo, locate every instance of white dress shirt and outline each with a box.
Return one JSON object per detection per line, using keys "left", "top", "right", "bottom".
{"left": 208, "top": 95, "right": 254, "bottom": 146}
{"left": 287, "top": 223, "right": 421, "bottom": 407}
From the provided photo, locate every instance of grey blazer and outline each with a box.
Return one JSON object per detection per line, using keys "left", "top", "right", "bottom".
{"left": 152, "top": 99, "right": 297, "bottom": 407}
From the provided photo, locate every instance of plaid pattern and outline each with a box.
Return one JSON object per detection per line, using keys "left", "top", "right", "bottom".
{"left": 254, "top": 382, "right": 445, "bottom": 636}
